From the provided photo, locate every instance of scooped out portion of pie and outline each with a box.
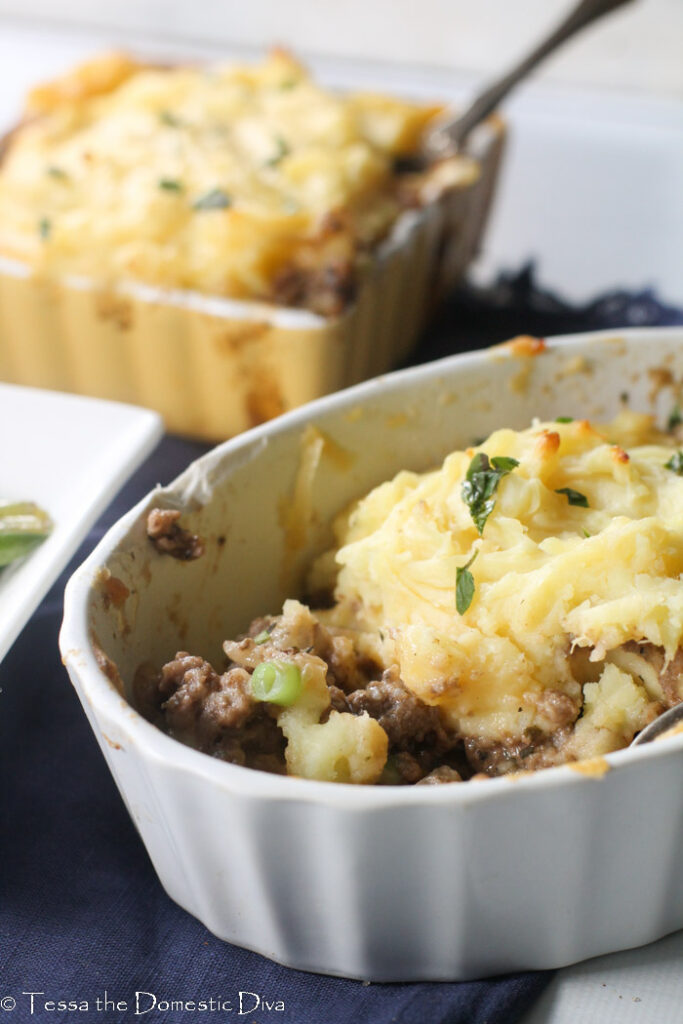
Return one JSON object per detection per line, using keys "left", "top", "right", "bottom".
{"left": 136, "top": 411, "right": 683, "bottom": 784}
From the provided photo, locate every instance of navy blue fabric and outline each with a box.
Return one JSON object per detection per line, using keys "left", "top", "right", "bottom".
{"left": 0, "top": 436, "right": 551, "bottom": 1024}
{"left": 418, "top": 264, "right": 683, "bottom": 364}
{"left": 2, "top": 282, "right": 680, "bottom": 1024}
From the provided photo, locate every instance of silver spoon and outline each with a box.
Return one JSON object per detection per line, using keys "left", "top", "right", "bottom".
{"left": 630, "top": 704, "right": 683, "bottom": 747}
{"left": 424, "top": 0, "right": 637, "bottom": 159}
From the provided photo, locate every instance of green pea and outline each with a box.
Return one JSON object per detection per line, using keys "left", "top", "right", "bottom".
{"left": 250, "top": 660, "right": 302, "bottom": 706}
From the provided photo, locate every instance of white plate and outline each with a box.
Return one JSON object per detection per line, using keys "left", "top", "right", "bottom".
{"left": 0, "top": 383, "right": 162, "bottom": 662}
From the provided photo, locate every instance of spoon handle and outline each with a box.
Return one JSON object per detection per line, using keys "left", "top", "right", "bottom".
{"left": 427, "top": 0, "right": 636, "bottom": 156}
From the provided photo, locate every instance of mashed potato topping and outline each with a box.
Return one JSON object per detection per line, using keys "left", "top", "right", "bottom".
{"left": 0, "top": 51, "right": 461, "bottom": 313}
{"left": 139, "top": 410, "right": 683, "bottom": 784}
{"left": 313, "top": 411, "right": 683, "bottom": 762}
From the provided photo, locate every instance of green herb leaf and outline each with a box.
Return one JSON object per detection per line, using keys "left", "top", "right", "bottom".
{"left": 461, "top": 453, "right": 519, "bottom": 534}
{"left": 665, "top": 451, "right": 683, "bottom": 475}
{"left": 265, "top": 136, "right": 290, "bottom": 167}
{"left": 555, "top": 487, "right": 589, "bottom": 508}
{"left": 456, "top": 551, "right": 478, "bottom": 615}
{"left": 47, "top": 166, "right": 69, "bottom": 181}
{"left": 667, "top": 405, "right": 682, "bottom": 431}
{"left": 159, "top": 110, "right": 181, "bottom": 127}
{"left": 158, "top": 178, "right": 184, "bottom": 192}
{"left": 555, "top": 416, "right": 573, "bottom": 423}
{"left": 491, "top": 456, "right": 519, "bottom": 473}
{"left": 279, "top": 78, "right": 299, "bottom": 90}
{"left": 38, "top": 217, "right": 51, "bottom": 240}
{"left": 192, "top": 187, "right": 232, "bottom": 211}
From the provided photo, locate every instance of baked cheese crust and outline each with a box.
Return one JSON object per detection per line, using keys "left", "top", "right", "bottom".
{"left": 0, "top": 51, "right": 474, "bottom": 314}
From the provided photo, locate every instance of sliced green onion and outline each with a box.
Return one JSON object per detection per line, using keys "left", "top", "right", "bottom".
{"left": 254, "top": 629, "right": 271, "bottom": 645}
{"left": 555, "top": 416, "right": 573, "bottom": 423}
{"left": 250, "top": 660, "right": 302, "bottom": 706}
{"left": 158, "top": 178, "right": 184, "bottom": 192}
{"left": 0, "top": 501, "right": 52, "bottom": 567}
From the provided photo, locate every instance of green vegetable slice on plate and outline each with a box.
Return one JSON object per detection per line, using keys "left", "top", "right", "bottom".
{"left": 0, "top": 501, "right": 52, "bottom": 568}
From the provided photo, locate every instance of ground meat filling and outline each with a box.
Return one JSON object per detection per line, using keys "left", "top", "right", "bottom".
{"left": 463, "top": 727, "right": 576, "bottom": 777}
{"left": 343, "top": 667, "right": 445, "bottom": 748}
{"left": 135, "top": 651, "right": 285, "bottom": 773}
{"left": 626, "top": 642, "right": 683, "bottom": 705}
{"left": 134, "top": 605, "right": 683, "bottom": 784}
{"left": 271, "top": 262, "right": 355, "bottom": 318}
{"left": 146, "top": 508, "right": 204, "bottom": 561}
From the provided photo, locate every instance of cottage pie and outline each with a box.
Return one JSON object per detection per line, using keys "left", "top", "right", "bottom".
{"left": 136, "top": 411, "right": 683, "bottom": 784}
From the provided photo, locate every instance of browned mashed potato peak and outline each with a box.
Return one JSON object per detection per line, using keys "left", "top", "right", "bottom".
{"left": 135, "top": 412, "right": 683, "bottom": 784}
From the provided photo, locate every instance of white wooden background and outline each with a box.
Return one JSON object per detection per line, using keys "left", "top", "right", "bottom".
{"left": 0, "top": 2, "right": 681, "bottom": 302}
{"left": 0, "top": 0, "right": 681, "bottom": 95}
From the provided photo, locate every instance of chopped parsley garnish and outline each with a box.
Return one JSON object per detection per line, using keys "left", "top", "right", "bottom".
{"left": 456, "top": 551, "right": 478, "bottom": 615}
{"left": 555, "top": 487, "right": 589, "bottom": 508}
{"left": 279, "top": 79, "right": 299, "bottom": 90}
{"left": 254, "top": 629, "right": 271, "bottom": 645}
{"left": 667, "top": 405, "right": 682, "bottom": 431}
{"left": 555, "top": 416, "right": 573, "bottom": 423}
{"left": 159, "top": 110, "right": 181, "bottom": 127}
{"left": 38, "top": 217, "right": 51, "bottom": 240}
{"left": 265, "top": 136, "right": 290, "bottom": 167}
{"left": 47, "top": 166, "right": 68, "bottom": 181}
{"left": 665, "top": 451, "right": 683, "bottom": 475}
{"left": 158, "top": 178, "right": 184, "bottom": 192}
{"left": 461, "top": 453, "right": 519, "bottom": 534}
{"left": 192, "top": 188, "right": 232, "bottom": 211}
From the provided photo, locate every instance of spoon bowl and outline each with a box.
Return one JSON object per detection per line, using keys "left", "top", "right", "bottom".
{"left": 631, "top": 704, "right": 683, "bottom": 747}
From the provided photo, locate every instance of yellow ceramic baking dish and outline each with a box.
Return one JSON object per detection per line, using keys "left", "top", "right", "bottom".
{"left": 0, "top": 55, "right": 504, "bottom": 440}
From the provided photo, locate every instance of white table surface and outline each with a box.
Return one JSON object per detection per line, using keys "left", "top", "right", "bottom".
{"left": 1, "top": 21, "right": 682, "bottom": 1020}
{"left": 522, "top": 930, "right": 683, "bottom": 1024}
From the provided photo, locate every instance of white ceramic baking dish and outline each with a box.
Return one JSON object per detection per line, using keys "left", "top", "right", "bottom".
{"left": 0, "top": 121, "right": 503, "bottom": 441}
{"left": 60, "top": 326, "right": 683, "bottom": 981}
